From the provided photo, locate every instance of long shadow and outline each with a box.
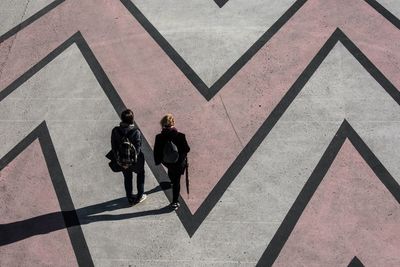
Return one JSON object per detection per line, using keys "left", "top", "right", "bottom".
{"left": 0, "top": 182, "right": 172, "bottom": 246}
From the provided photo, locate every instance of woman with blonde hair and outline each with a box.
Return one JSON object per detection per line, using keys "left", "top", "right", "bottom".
{"left": 154, "top": 114, "right": 190, "bottom": 210}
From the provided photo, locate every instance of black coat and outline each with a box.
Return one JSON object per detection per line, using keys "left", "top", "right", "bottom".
{"left": 108, "top": 123, "right": 144, "bottom": 173}
{"left": 154, "top": 127, "right": 190, "bottom": 172}
{"left": 111, "top": 123, "right": 142, "bottom": 156}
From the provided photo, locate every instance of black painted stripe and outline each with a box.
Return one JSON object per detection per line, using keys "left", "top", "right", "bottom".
{"left": 120, "top": 0, "right": 308, "bottom": 100}
{"left": 0, "top": 0, "right": 65, "bottom": 44}
{"left": 256, "top": 120, "right": 400, "bottom": 266}
{"left": 0, "top": 121, "right": 94, "bottom": 267}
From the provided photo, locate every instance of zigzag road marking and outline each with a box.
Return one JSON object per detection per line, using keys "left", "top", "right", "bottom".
{"left": 231, "top": 42, "right": 400, "bottom": 265}
{"left": 214, "top": 0, "right": 230, "bottom": 8}
{"left": 0, "top": 0, "right": 309, "bottom": 216}
{"left": 0, "top": 0, "right": 64, "bottom": 43}
{"left": 1, "top": 32, "right": 399, "bottom": 265}
{"left": 125, "top": 0, "right": 299, "bottom": 87}
{"left": 1, "top": 0, "right": 399, "bottom": 95}
{"left": 1, "top": 0, "right": 400, "bottom": 230}
{"left": 0, "top": 126, "right": 93, "bottom": 267}
{"left": 348, "top": 257, "right": 365, "bottom": 267}
{"left": 270, "top": 131, "right": 400, "bottom": 266}
{"left": 366, "top": 0, "right": 400, "bottom": 28}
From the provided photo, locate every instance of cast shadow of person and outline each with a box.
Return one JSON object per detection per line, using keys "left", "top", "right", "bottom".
{"left": 0, "top": 182, "right": 172, "bottom": 246}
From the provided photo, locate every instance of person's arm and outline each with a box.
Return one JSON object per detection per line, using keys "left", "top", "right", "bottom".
{"left": 131, "top": 129, "right": 142, "bottom": 154}
{"left": 182, "top": 134, "right": 190, "bottom": 154}
{"left": 153, "top": 135, "right": 162, "bottom": 165}
{"left": 111, "top": 128, "right": 118, "bottom": 158}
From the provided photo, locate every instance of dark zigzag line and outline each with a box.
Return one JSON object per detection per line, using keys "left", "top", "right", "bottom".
{"left": 256, "top": 120, "right": 400, "bottom": 266}
{"left": 119, "top": 0, "right": 400, "bottom": 101}
{"left": 348, "top": 256, "right": 365, "bottom": 267}
{"left": 1, "top": 0, "right": 398, "bottom": 100}
{"left": 0, "top": 121, "right": 94, "bottom": 267}
{"left": 0, "top": 30, "right": 196, "bottom": 232}
{"left": 0, "top": 1, "right": 399, "bottom": 264}
{"left": 1, "top": 27, "right": 400, "bottom": 239}
{"left": 1, "top": 0, "right": 400, "bottom": 100}
{"left": 1, "top": 0, "right": 400, "bottom": 237}
{"left": 0, "top": 0, "right": 65, "bottom": 44}
{"left": 190, "top": 27, "right": 400, "bottom": 235}
{"left": 365, "top": 0, "right": 400, "bottom": 30}
{"left": 120, "top": 0, "right": 308, "bottom": 100}
{"left": 0, "top": 28, "right": 399, "bottom": 267}
{"left": 0, "top": 31, "right": 188, "bottom": 231}
{"left": 214, "top": 0, "right": 229, "bottom": 8}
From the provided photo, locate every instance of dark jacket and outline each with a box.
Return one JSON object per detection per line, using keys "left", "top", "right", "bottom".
{"left": 109, "top": 123, "right": 144, "bottom": 172}
{"left": 154, "top": 127, "right": 190, "bottom": 171}
{"left": 111, "top": 122, "right": 142, "bottom": 156}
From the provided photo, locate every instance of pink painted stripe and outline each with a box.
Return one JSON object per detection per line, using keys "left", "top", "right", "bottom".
{"left": 1, "top": 0, "right": 400, "bottom": 212}
{"left": 0, "top": 140, "right": 77, "bottom": 267}
{"left": 274, "top": 140, "right": 400, "bottom": 266}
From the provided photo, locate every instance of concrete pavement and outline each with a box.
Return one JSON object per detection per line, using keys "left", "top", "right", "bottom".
{"left": 0, "top": 0, "right": 399, "bottom": 266}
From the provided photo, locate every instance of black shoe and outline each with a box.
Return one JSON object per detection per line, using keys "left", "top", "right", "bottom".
{"left": 127, "top": 196, "right": 135, "bottom": 205}
{"left": 171, "top": 202, "right": 180, "bottom": 210}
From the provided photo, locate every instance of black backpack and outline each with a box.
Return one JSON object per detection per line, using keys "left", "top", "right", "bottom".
{"left": 162, "top": 140, "right": 179, "bottom": 164}
{"left": 116, "top": 129, "right": 138, "bottom": 167}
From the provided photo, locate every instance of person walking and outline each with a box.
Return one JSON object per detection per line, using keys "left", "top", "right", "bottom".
{"left": 111, "top": 109, "right": 147, "bottom": 205}
{"left": 154, "top": 114, "right": 190, "bottom": 210}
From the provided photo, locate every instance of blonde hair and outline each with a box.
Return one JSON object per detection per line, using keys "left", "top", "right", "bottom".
{"left": 160, "top": 114, "right": 175, "bottom": 128}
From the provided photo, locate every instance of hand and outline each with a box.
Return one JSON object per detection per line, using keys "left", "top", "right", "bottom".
{"left": 117, "top": 162, "right": 129, "bottom": 169}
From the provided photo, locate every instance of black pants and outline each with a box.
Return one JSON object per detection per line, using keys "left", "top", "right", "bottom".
{"left": 122, "top": 152, "right": 145, "bottom": 198}
{"left": 123, "top": 169, "right": 145, "bottom": 198}
{"left": 168, "top": 168, "right": 182, "bottom": 203}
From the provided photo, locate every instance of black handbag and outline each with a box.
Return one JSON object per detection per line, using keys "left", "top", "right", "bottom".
{"left": 106, "top": 150, "right": 123, "bottom": 172}
{"left": 106, "top": 150, "right": 144, "bottom": 173}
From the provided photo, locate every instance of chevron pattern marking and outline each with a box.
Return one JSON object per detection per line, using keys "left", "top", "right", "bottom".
{"left": 0, "top": 32, "right": 399, "bottom": 265}
{"left": 2, "top": 0, "right": 400, "bottom": 217}
{"left": 125, "top": 0, "right": 300, "bottom": 87}
{"left": 0, "top": 0, "right": 400, "bottom": 265}
{"left": 0, "top": 140, "right": 79, "bottom": 267}
{"left": 272, "top": 138, "right": 400, "bottom": 266}
{"left": 214, "top": 0, "right": 229, "bottom": 8}
{"left": 0, "top": 0, "right": 63, "bottom": 43}
{"left": 366, "top": 0, "right": 400, "bottom": 27}
{"left": 348, "top": 257, "right": 365, "bottom": 267}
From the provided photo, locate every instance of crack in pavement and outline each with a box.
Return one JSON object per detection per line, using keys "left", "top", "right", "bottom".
{"left": 219, "top": 94, "right": 244, "bottom": 148}
{"left": 0, "top": 0, "right": 32, "bottom": 84}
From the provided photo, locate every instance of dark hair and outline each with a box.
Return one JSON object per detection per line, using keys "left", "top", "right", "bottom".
{"left": 121, "top": 109, "right": 134, "bottom": 124}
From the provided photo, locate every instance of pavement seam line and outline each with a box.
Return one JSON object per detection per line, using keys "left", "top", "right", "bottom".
{"left": 0, "top": 0, "right": 32, "bottom": 83}
{"left": 219, "top": 94, "right": 244, "bottom": 148}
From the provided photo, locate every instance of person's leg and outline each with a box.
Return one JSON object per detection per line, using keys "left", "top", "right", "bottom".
{"left": 134, "top": 152, "right": 146, "bottom": 203}
{"left": 136, "top": 169, "right": 145, "bottom": 197}
{"left": 169, "top": 169, "right": 181, "bottom": 204}
{"left": 123, "top": 170, "right": 133, "bottom": 201}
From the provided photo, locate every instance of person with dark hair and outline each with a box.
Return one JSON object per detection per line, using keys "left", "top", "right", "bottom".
{"left": 154, "top": 114, "right": 190, "bottom": 210}
{"left": 111, "top": 109, "right": 147, "bottom": 205}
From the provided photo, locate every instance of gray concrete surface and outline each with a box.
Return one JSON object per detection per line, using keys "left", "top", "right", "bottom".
{"left": 376, "top": 0, "right": 400, "bottom": 19}
{"left": 0, "top": 0, "right": 55, "bottom": 37}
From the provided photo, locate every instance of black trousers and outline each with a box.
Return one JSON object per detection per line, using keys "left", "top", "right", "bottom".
{"left": 122, "top": 152, "right": 145, "bottom": 198}
{"left": 168, "top": 168, "right": 182, "bottom": 203}
{"left": 123, "top": 169, "right": 145, "bottom": 198}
